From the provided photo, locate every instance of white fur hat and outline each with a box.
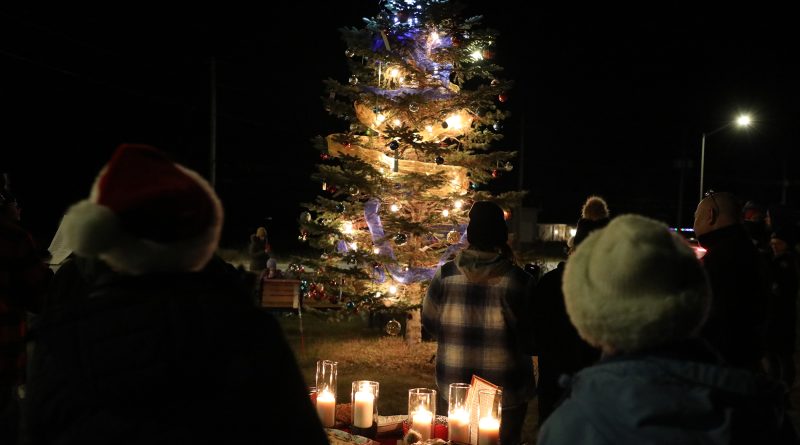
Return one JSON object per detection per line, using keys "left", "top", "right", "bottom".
{"left": 562, "top": 214, "right": 710, "bottom": 353}
{"left": 61, "top": 144, "right": 223, "bottom": 275}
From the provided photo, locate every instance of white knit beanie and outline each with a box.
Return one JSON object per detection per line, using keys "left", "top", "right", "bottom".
{"left": 562, "top": 214, "right": 711, "bottom": 353}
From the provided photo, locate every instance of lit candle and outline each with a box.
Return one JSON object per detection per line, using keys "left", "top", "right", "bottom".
{"left": 316, "top": 389, "right": 336, "bottom": 427}
{"left": 478, "top": 416, "right": 500, "bottom": 445}
{"left": 411, "top": 406, "right": 433, "bottom": 440}
{"left": 353, "top": 389, "right": 375, "bottom": 428}
{"left": 448, "top": 407, "right": 470, "bottom": 444}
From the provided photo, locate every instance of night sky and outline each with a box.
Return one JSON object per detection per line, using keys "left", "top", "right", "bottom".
{"left": 2, "top": 4, "right": 798, "bottom": 253}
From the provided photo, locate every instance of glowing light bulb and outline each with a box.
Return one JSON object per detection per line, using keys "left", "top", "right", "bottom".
{"left": 373, "top": 247, "right": 381, "bottom": 254}
{"left": 569, "top": 228, "right": 577, "bottom": 237}
{"left": 445, "top": 115, "right": 463, "bottom": 130}
{"left": 342, "top": 221, "right": 354, "bottom": 234}
{"left": 350, "top": 242, "right": 358, "bottom": 251}
{"left": 389, "top": 285, "right": 397, "bottom": 294}
{"left": 425, "top": 125, "right": 434, "bottom": 133}
{"left": 454, "top": 200, "right": 464, "bottom": 210}
{"left": 391, "top": 204, "right": 400, "bottom": 212}
{"left": 470, "top": 50, "right": 483, "bottom": 61}
{"left": 393, "top": 119, "right": 402, "bottom": 127}
{"left": 376, "top": 114, "right": 387, "bottom": 124}
{"left": 389, "top": 68, "right": 400, "bottom": 78}
{"left": 442, "top": 209, "right": 450, "bottom": 217}
{"left": 430, "top": 31, "right": 440, "bottom": 43}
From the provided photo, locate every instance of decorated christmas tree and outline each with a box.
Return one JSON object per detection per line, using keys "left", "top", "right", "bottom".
{"left": 295, "top": 0, "right": 525, "bottom": 343}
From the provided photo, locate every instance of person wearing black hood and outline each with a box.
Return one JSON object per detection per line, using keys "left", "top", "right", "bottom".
{"left": 422, "top": 201, "right": 534, "bottom": 445}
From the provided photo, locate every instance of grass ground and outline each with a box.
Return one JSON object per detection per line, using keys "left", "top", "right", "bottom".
{"left": 277, "top": 310, "right": 542, "bottom": 443}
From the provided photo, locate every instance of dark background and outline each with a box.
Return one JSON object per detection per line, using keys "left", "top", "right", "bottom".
{"left": 2, "top": 4, "right": 798, "bottom": 253}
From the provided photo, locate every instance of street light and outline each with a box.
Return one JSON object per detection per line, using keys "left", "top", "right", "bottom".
{"left": 699, "top": 113, "right": 752, "bottom": 200}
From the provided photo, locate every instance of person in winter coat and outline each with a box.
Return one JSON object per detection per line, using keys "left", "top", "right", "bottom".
{"left": 0, "top": 182, "right": 52, "bottom": 445}
{"left": 694, "top": 191, "right": 771, "bottom": 370}
{"left": 248, "top": 226, "right": 269, "bottom": 273}
{"left": 531, "top": 196, "right": 608, "bottom": 425}
{"left": 22, "top": 144, "right": 328, "bottom": 445}
{"left": 538, "top": 214, "right": 797, "bottom": 445}
{"left": 422, "top": 201, "right": 534, "bottom": 445}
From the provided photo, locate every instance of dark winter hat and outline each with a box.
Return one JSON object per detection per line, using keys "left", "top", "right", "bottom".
{"left": 563, "top": 214, "right": 711, "bottom": 353}
{"left": 467, "top": 201, "right": 508, "bottom": 249}
{"left": 60, "top": 144, "right": 223, "bottom": 275}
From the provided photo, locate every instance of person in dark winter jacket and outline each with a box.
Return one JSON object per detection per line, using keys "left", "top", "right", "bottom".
{"left": 248, "top": 226, "right": 269, "bottom": 273}
{"left": 764, "top": 230, "right": 800, "bottom": 391}
{"left": 538, "top": 214, "right": 798, "bottom": 445}
{"left": 531, "top": 196, "right": 607, "bottom": 425}
{"left": 22, "top": 144, "right": 328, "bottom": 445}
{"left": 422, "top": 201, "right": 534, "bottom": 445}
{"left": 694, "top": 191, "right": 771, "bottom": 370}
{"left": 0, "top": 181, "right": 52, "bottom": 445}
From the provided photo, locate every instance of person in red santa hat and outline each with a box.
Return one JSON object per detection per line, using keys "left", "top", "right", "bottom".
{"left": 23, "top": 144, "right": 328, "bottom": 445}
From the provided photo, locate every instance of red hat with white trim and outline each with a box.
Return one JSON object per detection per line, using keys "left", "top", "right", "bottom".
{"left": 61, "top": 144, "right": 223, "bottom": 274}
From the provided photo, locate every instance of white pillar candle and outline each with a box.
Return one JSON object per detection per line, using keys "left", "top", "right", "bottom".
{"left": 478, "top": 417, "right": 500, "bottom": 445}
{"left": 316, "top": 389, "right": 336, "bottom": 427}
{"left": 411, "top": 408, "right": 433, "bottom": 440}
{"left": 448, "top": 408, "right": 470, "bottom": 444}
{"left": 353, "top": 390, "right": 375, "bottom": 428}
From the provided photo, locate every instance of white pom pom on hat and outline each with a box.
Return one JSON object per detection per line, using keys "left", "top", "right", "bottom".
{"left": 562, "top": 214, "right": 711, "bottom": 353}
{"left": 61, "top": 144, "right": 223, "bottom": 275}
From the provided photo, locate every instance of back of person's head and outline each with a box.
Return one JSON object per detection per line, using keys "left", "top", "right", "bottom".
{"left": 256, "top": 226, "right": 267, "bottom": 238}
{"left": 742, "top": 200, "right": 764, "bottom": 222}
{"left": 60, "top": 144, "right": 224, "bottom": 275}
{"left": 466, "top": 201, "right": 508, "bottom": 251}
{"left": 694, "top": 191, "right": 742, "bottom": 236}
{"left": 563, "top": 214, "right": 711, "bottom": 354}
{"left": 573, "top": 196, "right": 611, "bottom": 248}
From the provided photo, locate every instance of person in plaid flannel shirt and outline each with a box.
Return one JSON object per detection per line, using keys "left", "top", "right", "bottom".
{"left": 422, "top": 201, "right": 535, "bottom": 445}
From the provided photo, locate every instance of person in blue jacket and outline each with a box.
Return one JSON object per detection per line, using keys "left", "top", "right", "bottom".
{"left": 538, "top": 214, "right": 797, "bottom": 445}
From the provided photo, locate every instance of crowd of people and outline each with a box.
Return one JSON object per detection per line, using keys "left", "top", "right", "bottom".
{"left": 3, "top": 143, "right": 800, "bottom": 444}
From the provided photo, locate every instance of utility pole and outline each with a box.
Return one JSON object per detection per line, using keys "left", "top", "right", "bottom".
{"left": 209, "top": 57, "right": 217, "bottom": 188}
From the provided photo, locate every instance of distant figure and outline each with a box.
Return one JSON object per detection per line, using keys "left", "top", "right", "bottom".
{"left": 764, "top": 229, "right": 800, "bottom": 391}
{"left": 422, "top": 201, "right": 534, "bottom": 445}
{"left": 23, "top": 144, "right": 328, "bottom": 445}
{"left": 742, "top": 200, "right": 770, "bottom": 255}
{"left": 538, "top": 214, "right": 797, "bottom": 445}
{"left": 694, "top": 191, "right": 771, "bottom": 370}
{"left": 265, "top": 257, "right": 283, "bottom": 279}
{"left": 531, "top": 196, "right": 607, "bottom": 425}
{"left": 0, "top": 176, "right": 51, "bottom": 444}
{"left": 249, "top": 226, "right": 269, "bottom": 272}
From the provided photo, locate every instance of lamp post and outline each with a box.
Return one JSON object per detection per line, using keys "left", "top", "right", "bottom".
{"left": 699, "top": 114, "right": 752, "bottom": 201}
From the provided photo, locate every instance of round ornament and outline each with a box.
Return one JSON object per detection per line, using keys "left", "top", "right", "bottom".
{"left": 447, "top": 230, "right": 461, "bottom": 244}
{"left": 385, "top": 319, "right": 402, "bottom": 336}
{"left": 435, "top": 156, "right": 445, "bottom": 165}
{"left": 394, "top": 233, "right": 408, "bottom": 245}
{"left": 349, "top": 75, "right": 359, "bottom": 85}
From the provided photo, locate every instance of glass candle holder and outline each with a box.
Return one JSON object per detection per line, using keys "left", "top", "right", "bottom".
{"left": 448, "top": 383, "right": 471, "bottom": 444}
{"left": 478, "top": 388, "right": 502, "bottom": 445}
{"left": 408, "top": 388, "right": 437, "bottom": 441}
{"left": 309, "top": 386, "right": 318, "bottom": 405}
{"left": 351, "top": 380, "right": 379, "bottom": 438}
{"left": 315, "top": 360, "right": 338, "bottom": 427}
